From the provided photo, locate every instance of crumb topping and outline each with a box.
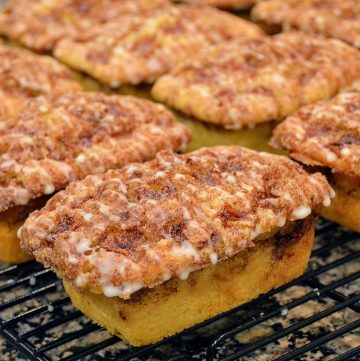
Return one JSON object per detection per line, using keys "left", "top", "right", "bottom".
{"left": 0, "top": 92, "right": 190, "bottom": 212}
{"left": 0, "top": 45, "right": 81, "bottom": 120}
{"left": 53, "top": 5, "right": 263, "bottom": 85}
{"left": 21, "top": 146, "right": 333, "bottom": 299}
{"left": 0, "top": 0, "right": 170, "bottom": 51}
{"left": 271, "top": 92, "right": 360, "bottom": 178}
{"left": 252, "top": 0, "right": 360, "bottom": 48}
{"left": 152, "top": 32, "right": 360, "bottom": 129}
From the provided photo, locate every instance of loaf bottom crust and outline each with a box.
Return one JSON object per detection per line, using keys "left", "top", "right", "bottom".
{"left": 321, "top": 184, "right": 360, "bottom": 233}
{"left": 64, "top": 219, "right": 314, "bottom": 346}
{"left": 0, "top": 197, "right": 48, "bottom": 264}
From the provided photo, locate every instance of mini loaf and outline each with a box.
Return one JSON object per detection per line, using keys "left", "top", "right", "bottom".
{"left": 53, "top": 5, "right": 263, "bottom": 86}
{"left": 20, "top": 146, "right": 333, "bottom": 299}
{"left": 152, "top": 32, "right": 360, "bottom": 129}
{"left": 0, "top": 0, "right": 170, "bottom": 51}
{"left": 271, "top": 92, "right": 360, "bottom": 232}
{"left": 252, "top": 0, "right": 360, "bottom": 48}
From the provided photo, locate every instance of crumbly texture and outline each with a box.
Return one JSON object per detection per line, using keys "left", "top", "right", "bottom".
{"left": 0, "top": 0, "right": 170, "bottom": 51}
{"left": 271, "top": 92, "right": 360, "bottom": 178}
{"left": 251, "top": 0, "right": 360, "bottom": 47}
{"left": 0, "top": 92, "right": 190, "bottom": 213}
{"left": 53, "top": 5, "right": 263, "bottom": 86}
{"left": 152, "top": 32, "right": 360, "bottom": 129}
{"left": 179, "top": 0, "right": 255, "bottom": 9}
{"left": 21, "top": 146, "right": 332, "bottom": 299}
{"left": 0, "top": 44, "right": 81, "bottom": 121}
{"left": 63, "top": 217, "right": 314, "bottom": 346}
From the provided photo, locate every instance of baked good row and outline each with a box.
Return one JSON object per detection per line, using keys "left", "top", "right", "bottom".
{"left": 0, "top": 0, "right": 359, "bottom": 349}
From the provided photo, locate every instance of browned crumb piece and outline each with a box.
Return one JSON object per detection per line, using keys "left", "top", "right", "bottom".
{"left": 179, "top": 0, "right": 255, "bottom": 10}
{"left": 252, "top": 0, "right": 360, "bottom": 47}
{"left": 21, "top": 145, "right": 332, "bottom": 299}
{"left": 152, "top": 32, "right": 360, "bottom": 129}
{"left": 53, "top": 5, "right": 264, "bottom": 86}
{"left": 0, "top": 45, "right": 81, "bottom": 120}
{"left": 0, "top": 0, "right": 170, "bottom": 51}
{"left": 271, "top": 92, "right": 360, "bottom": 178}
{"left": 0, "top": 92, "right": 190, "bottom": 212}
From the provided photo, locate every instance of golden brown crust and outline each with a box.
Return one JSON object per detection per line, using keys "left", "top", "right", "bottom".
{"left": 63, "top": 218, "right": 314, "bottom": 346}
{"left": 0, "top": 45, "right": 81, "bottom": 120}
{"left": 271, "top": 92, "right": 360, "bottom": 178}
{"left": 0, "top": 0, "right": 170, "bottom": 51}
{"left": 0, "top": 92, "right": 190, "bottom": 212}
{"left": 180, "top": 0, "right": 255, "bottom": 9}
{"left": 53, "top": 5, "right": 263, "bottom": 86}
{"left": 252, "top": 0, "right": 360, "bottom": 47}
{"left": 152, "top": 32, "right": 360, "bottom": 129}
{"left": 21, "top": 146, "right": 332, "bottom": 299}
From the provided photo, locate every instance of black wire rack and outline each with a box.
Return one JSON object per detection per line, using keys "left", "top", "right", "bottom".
{"left": 0, "top": 219, "right": 359, "bottom": 361}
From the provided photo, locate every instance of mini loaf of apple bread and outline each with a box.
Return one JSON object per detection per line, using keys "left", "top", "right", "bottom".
{"left": 271, "top": 92, "right": 360, "bottom": 232}
{"left": 152, "top": 32, "right": 360, "bottom": 129}
{"left": 252, "top": 0, "right": 360, "bottom": 47}
{"left": 20, "top": 146, "right": 333, "bottom": 345}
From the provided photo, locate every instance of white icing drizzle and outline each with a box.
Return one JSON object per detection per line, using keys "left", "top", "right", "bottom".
{"left": 322, "top": 196, "right": 331, "bottom": 207}
{"left": 179, "top": 270, "right": 191, "bottom": 280}
{"left": 76, "top": 238, "right": 91, "bottom": 254}
{"left": 292, "top": 206, "right": 311, "bottom": 219}
{"left": 209, "top": 252, "right": 218, "bottom": 265}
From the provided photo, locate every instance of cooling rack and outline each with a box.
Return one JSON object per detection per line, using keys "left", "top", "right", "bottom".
{"left": 0, "top": 219, "right": 359, "bottom": 360}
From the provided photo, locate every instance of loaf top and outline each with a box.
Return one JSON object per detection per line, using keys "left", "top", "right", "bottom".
{"left": 271, "top": 92, "right": 360, "bottom": 178}
{"left": 0, "top": 92, "right": 190, "bottom": 212}
{"left": 53, "top": 4, "right": 263, "bottom": 86}
{"left": 21, "top": 146, "right": 333, "bottom": 299}
{"left": 152, "top": 32, "right": 360, "bottom": 129}
{"left": 0, "top": 0, "right": 170, "bottom": 51}
{"left": 252, "top": 0, "right": 360, "bottom": 48}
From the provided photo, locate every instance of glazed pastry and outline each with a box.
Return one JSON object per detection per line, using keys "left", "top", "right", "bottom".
{"left": 0, "top": 44, "right": 81, "bottom": 121}
{"left": 20, "top": 146, "right": 333, "bottom": 345}
{"left": 252, "top": 0, "right": 360, "bottom": 47}
{"left": 152, "top": 32, "right": 360, "bottom": 129}
{"left": 271, "top": 92, "right": 360, "bottom": 232}
{"left": 0, "top": 0, "right": 170, "bottom": 51}
{"left": 53, "top": 5, "right": 263, "bottom": 86}
{"left": 0, "top": 92, "right": 190, "bottom": 263}
{"left": 179, "top": 0, "right": 255, "bottom": 10}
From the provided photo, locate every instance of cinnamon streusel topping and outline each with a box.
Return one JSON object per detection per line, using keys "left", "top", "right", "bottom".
{"left": 21, "top": 146, "right": 333, "bottom": 299}
{"left": 271, "top": 92, "right": 360, "bottom": 178}
{"left": 0, "top": 92, "right": 190, "bottom": 212}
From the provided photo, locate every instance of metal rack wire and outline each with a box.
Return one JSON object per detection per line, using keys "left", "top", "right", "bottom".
{"left": 0, "top": 219, "right": 359, "bottom": 360}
